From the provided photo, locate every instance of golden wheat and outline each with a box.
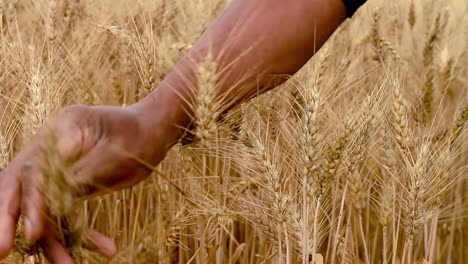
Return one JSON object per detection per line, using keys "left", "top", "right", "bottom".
{"left": 0, "top": 0, "right": 467, "bottom": 263}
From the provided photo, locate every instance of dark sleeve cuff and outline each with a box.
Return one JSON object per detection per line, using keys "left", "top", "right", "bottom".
{"left": 342, "top": 0, "right": 367, "bottom": 18}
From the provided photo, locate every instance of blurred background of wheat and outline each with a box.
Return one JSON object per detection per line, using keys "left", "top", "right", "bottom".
{"left": 0, "top": 0, "right": 467, "bottom": 263}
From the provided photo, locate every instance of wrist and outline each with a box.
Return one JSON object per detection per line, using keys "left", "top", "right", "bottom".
{"left": 129, "top": 73, "right": 194, "bottom": 150}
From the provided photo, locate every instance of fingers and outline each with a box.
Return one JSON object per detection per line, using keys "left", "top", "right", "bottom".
{"left": 19, "top": 108, "right": 89, "bottom": 242}
{"left": 0, "top": 172, "right": 21, "bottom": 260}
{"left": 21, "top": 162, "right": 46, "bottom": 243}
{"left": 84, "top": 230, "right": 118, "bottom": 258}
{"left": 40, "top": 227, "right": 117, "bottom": 263}
{"left": 40, "top": 218, "right": 117, "bottom": 263}
{"left": 0, "top": 142, "right": 38, "bottom": 259}
{"left": 40, "top": 232, "right": 74, "bottom": 264}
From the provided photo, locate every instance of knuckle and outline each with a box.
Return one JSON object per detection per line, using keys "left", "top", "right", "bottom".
{"left": 20, "top": 160, "right": 37, "bottom": 183}
{"left": 60, "top": 104, "right": 88, "bottom": 119}
{"left": 56, "top": 104, "right": 91, "bottom": 134}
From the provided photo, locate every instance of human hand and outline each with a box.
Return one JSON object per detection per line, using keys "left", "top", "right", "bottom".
{"left": 0, "top": 104, "right": 173, "bottom": 263}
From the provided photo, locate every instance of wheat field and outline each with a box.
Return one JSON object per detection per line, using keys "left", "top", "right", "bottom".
{"left": 0, "top": 0, "right": 467, "bottom": 263}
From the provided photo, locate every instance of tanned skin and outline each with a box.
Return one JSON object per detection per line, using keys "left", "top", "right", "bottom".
{"left": 0, "top": 0, "right": 347, "bottom": 262}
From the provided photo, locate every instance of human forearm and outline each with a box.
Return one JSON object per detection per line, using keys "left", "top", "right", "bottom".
{"left": 132, "top": 0, "right": 347, "bottom": 148}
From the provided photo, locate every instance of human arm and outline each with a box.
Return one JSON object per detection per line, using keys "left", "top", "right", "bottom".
{"left": 0, "top": 0, "right": 364, "bottom": 262}
{"left": 132, "top": 0, "right": 348, "bottom": 145}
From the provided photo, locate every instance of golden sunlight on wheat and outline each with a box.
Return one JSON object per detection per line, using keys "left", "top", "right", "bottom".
{"left": 0, "top": 0, "right": 467, "bottom": 263}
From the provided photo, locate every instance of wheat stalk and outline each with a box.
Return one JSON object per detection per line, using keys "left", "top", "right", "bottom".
{"left": 194, "top": 53, "right": 220, "bottom": 147}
